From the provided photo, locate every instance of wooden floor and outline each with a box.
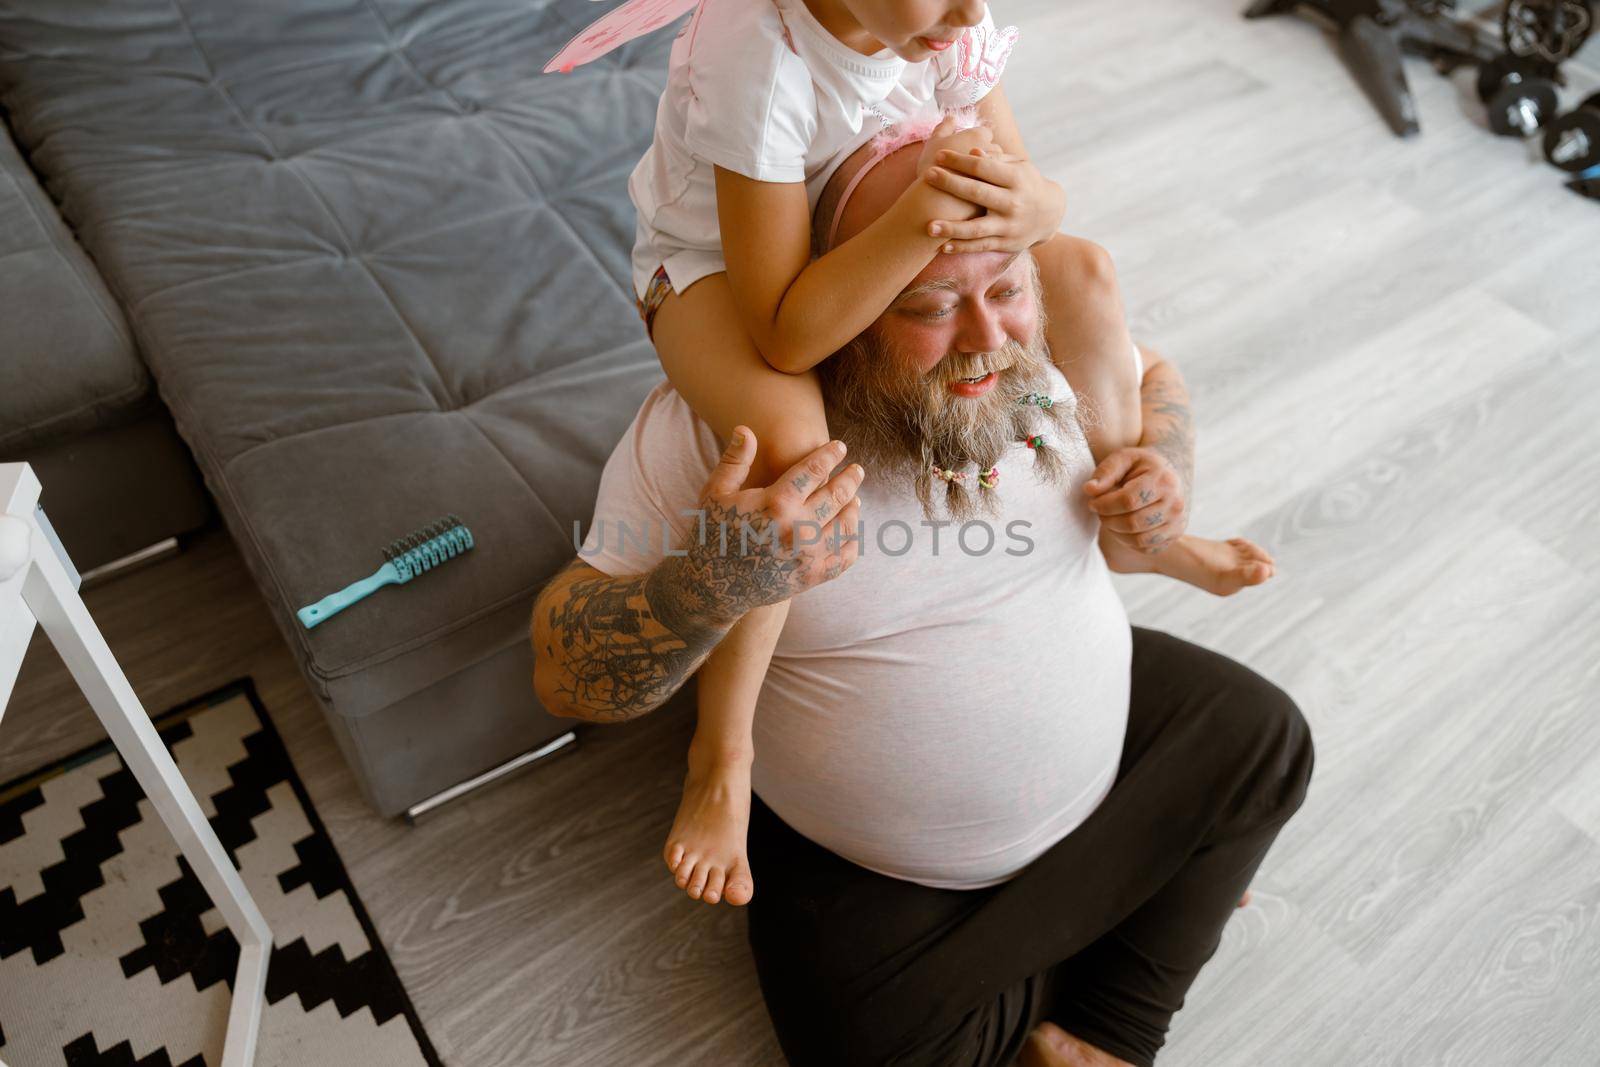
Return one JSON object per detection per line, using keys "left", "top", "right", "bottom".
{"left": 8, "top": 0, "right": 1599, "bottom": 1063}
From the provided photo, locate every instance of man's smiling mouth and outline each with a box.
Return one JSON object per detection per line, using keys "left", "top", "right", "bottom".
{"left": 948, "top": 371, "right": 999, "bottom": 397}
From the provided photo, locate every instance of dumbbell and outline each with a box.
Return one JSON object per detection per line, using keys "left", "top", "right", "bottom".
{"left": 1476, "top": 55, "right": 1560, "bottom": 136}
{"left": 1543, "top": 91, "right": 1600, "bottom": 172}
{"left": 1502, "top": 0, "right": 1593, "bottom": 67}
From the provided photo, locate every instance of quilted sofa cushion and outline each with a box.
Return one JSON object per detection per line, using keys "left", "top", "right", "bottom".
{"left": 0, "top": 119, "right": 141, "bottom": 455}
{"left": 0, "top": 0, "right": 671, "bottom": 717}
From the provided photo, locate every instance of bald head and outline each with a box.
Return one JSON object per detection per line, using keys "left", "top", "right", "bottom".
{"left": 809, "top": 135, "right": 1042, "bottom": 380}
{"left": 813, "top": 140, "right": 927, "bottom": 256}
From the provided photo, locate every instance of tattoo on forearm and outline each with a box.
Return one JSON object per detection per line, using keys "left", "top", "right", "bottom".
{"left": 673, "top": 499, "right": 808, "bottom": 614}
{"left": 540, "top": 499, "right": 811, "bottom": 722}
{"left": 542, "top": 568, "right": 706, "bottom": 722}
{"left": 1141, "top": 373, "right": 1195, "bottom": 499}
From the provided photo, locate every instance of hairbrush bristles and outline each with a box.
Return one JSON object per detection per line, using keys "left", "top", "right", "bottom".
{"left": 296, "top": 514, "right": 475, "bottom": 629}
{"left": 382, "top": 514, "right": 474, "bottom": 580}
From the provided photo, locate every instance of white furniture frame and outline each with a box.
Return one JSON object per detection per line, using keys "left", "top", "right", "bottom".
{"left": 0, "top": 462, "right": 269, "bottom": 1066}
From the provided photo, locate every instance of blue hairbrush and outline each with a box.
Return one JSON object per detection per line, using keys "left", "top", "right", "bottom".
{"left": 296, "top": 514, "right": 474, "bottom": 629}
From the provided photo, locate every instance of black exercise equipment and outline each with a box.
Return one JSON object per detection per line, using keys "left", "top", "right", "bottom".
{"left": 1244, "top": 0, "right": 1489, "bottom": 137}
{"left": 1502, "top": 0, "right": 1594, "bottom": 65}
{"left": 1475, "top": 54, "right": 1560, "bottom": 135}
{"left": 1543, "top": 91, "right": 1600, "bottom": 170}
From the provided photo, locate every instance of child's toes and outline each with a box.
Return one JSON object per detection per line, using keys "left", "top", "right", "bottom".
{"left": 686, "top": 862, "right": 710, "bottom": 900}
{"left": 664, "top": 841, "right": 685, "bottom": 872}
{"left": 703, "top": 866, "right": 727, "bottom": 905}
{"left": 1228, "top": 540, "right": 1275, "bottom": 585}
{"left": 674, "top": 854, "right": 697, "bottom": 889}
{"left": 723, "top": 861, "right": 755, "bottom": 906}
{"left": 1231, "top": 538, "right": 1272, "bottom": 563}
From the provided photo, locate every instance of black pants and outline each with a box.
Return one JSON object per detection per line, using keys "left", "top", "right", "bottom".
{"left": 746, "top": 628, "right": 1315, "bottom": 1067}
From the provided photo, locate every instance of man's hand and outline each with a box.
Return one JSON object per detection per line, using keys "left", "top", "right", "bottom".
{"left": 530, "top": 429, "right": 865, "bottom": 724}
{"left": 674, "top": 427, "right": 866, "bottom": 618}
{"left": 1083, "top": 447, "right": 1189, "bottom": 553}
{"left": 921, "top": 148, "right": 1066, "bottom": 253}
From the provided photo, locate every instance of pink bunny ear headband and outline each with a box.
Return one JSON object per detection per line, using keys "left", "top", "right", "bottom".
{"left": 823, "top": 108, "right": 986, "bottom": 253}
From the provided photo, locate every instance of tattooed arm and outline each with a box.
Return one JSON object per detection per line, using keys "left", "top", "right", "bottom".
{"left": 1134, "top": 347, "right": 1195, "bottom": 509}
{"left": 1084, "top": 346, "right": 1195, "bottom": 552}
{"left": 531, "top": 553, "right": 741, "bottom": 723}
{"left": 532, "top": 430, "right": 866, "bottom": 723}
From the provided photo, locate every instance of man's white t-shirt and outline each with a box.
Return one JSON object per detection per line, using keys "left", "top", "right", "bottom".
{"left": 579, "top": 365, "right": 1135, "bottom": 890}
{"left": 628, "top": 0, "right": 1012, "bottom": 299}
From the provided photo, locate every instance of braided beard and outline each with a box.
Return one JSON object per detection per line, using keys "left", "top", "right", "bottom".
{"left": 819, "top": 326, "right": 1087, "bottom": 523}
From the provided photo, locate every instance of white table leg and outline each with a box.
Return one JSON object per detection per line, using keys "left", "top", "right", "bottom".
{"left": 1, "top": 464, "right": 270, "bottom": 1066}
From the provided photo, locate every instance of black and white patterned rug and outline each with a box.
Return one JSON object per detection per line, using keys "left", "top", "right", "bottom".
{"left": 0, "top": 678, "right": 441, "bottom": 1067}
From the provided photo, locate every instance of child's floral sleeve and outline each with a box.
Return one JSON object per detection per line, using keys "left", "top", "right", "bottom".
{"left": 933, "top": 10, "right": 1020, "bottom": 110}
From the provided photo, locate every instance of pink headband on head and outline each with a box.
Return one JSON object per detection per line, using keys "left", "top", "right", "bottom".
{"left": 823, "top": 108, "right": 984, "bottom": 253}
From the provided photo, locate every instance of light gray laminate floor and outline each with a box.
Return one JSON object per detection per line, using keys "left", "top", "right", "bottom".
{"left": 7, "top": 0, "right": 1598, "bottom": 1063}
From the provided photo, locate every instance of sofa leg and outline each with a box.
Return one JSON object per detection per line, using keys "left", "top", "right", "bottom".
{"left": 79, "top": 536, "right": 181, "bottom": 588}
{"left": 403, "top": 729, "right": 579, "bottom": 823}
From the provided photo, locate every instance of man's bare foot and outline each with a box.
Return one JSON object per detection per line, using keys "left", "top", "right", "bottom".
{"left": 1146, "top": 535, "right": 1274, "bottom": 597}
{"left": 662, "top": 748, "right": 754, "bottom": 906}
{"left": 1020, "top": 1022, "right": 1136, "bottom": 1067}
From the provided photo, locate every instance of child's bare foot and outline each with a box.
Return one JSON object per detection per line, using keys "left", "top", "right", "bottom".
{"left": 663, "top": 748, "right": 755, "bottom": 906}
{"left": 1239, "top": 887, "right": 1252, "bottom": 907}
{"left": 1147, "top": 535, "right": 1274, "bottom": 597}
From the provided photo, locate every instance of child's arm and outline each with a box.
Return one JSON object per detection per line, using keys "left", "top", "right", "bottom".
{"left": 975, "top": 83, "right": 1032, "bottom": 158}
{"left": 714, "top": 166, "right": 954, "bottom": 374}
{"left": 919, "top": 83, "right": 1067, "bottom": 255}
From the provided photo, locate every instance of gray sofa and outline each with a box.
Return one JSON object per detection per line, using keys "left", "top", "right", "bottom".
{"left": 0, "top": 0, "right": 673, "bottom": 815}
{"left": 0, "top": 121, "right": 213, "bottom": 572}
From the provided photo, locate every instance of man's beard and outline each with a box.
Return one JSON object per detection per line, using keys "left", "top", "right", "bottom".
{"left": 818, "top": 318, "right": 1089, "bottom": 523}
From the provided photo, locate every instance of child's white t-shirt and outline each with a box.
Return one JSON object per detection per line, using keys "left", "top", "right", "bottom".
{"left": 627, "top": 0, "right": 1014, "bottom": 300}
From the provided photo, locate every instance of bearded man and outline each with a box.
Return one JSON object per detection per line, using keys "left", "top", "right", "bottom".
{"left": 530, "top": 133, "right": 1313, "bottom": 1067}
